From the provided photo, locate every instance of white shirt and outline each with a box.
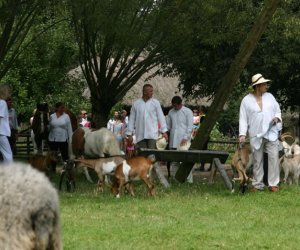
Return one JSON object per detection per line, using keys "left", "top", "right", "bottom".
{"left": 167, "top": 106, "right": 193, "bottom": 149}
{"left": 239, "top": 92, "right": 282, "bottom": 150}
{"left": 48, "top": 113, "right": 73, "bottom": 142}
{"left": 127, "top": 97, "right": 167, "bottom": 143}
{"left": 107, "top": 119, "right": 115, "bottom": 132}
{"left": 0, "top": 99, "right": 11, "bottom": 137}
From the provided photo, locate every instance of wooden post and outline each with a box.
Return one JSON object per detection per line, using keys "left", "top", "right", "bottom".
{"left": 153, "top": 162, "right": 170, "bottom": 188}
{"left": 209, "top": 158, "right": 233, "bottom": 191}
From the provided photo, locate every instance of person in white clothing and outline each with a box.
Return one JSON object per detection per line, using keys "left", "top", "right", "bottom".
{"left": 167, "top": 96, "right": 194, "bottom": 182}
{"left": 239, "top": 73, "right": 282, "bottom": 192}
{"left": 6, "top": 97, "right": 18, "bottom": 154}
{"left": 0, "top": 84, "right": 13, "bottom": 162}
{"left": 48, "top": 102, "right": 73, "bottom": 163}
{"left": 127, "top": 84, "right": 168, "bottom": 149}
{"left": 107, "top": 111, "right": 119, "bottom": 132}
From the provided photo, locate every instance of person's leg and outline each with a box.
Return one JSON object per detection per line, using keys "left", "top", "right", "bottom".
{"left": 0, "top": 136, "right": 13, "bottom": 162}
{"left": 265, "top": 140, "right": 280, "bottom": 188}
{"left": 58, "top": 141, "right": 69, "bottom": 162}
{"left": 252, "top": 142, "right": 265, "bottom": 190}
{"left": 147, "top": 139, "right": 157, "bottom": 149}
{"left": 136, "top": 140, "right": 148, "bottom": 149}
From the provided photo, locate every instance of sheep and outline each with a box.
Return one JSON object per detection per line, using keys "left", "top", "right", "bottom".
{"left": 74, "top": 156, "right": 125, "bottom": 192}
{"left": 111, "top": 155, "right": 156, "bottom": 198}
{"left": 231, "top": 142, "right": 253, "bottom": 193}
{"left": 70, "top": 127, "right": 123, "bottom": 183}
{"left": 0, "top": 162, "right": 61, "bottom": 250}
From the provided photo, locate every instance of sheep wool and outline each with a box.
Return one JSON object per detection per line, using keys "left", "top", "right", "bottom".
{"left": 0, "top": 162, "right": 62, "bottom": 250}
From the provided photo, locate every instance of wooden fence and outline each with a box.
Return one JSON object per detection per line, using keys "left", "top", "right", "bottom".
{"left": 13, "top": 130, "right": 238, "bottom": 160}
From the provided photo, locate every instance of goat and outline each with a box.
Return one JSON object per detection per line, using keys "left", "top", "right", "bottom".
{"left": 111, "top": 155, "right": 156, "bottom": 198}
{"left": 74, "top": 156, "right": 125, "bottom": 192}
{"left": 0, "top": 162, "right": 61, "bottom": 250}
{"left": 70, "top": 127, "right": 122, "bottom": 183}
{"left": 231, "top": 142, "right": 253, "bottom": 193}
{"left": 280, "top": 133, "right": 300, "bottom": 184}
{"left": 59, "top": 160, "right": 76, "bottom": 192}
{"left": 28, "top": 151, "right": 58, "bottom": 174}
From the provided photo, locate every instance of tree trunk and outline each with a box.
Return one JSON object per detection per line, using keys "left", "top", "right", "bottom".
{"left": 90, "top": 96, "right": 112, "bottom": 129}
{"left": 175, "top": 0, "right": 280, "bottom": 182}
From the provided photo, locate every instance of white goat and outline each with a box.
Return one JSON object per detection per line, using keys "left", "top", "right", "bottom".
{"left": 70, "top": 127, "right": 123, "bottom": 183}
{"left": 74, "top": 156, "right": 125, "bottom": 192}
{"left": 280, "top": 133, "right": 300, "bottom": 184}
{"left": 0, "top": 162, "right": 61, "bottom": 250}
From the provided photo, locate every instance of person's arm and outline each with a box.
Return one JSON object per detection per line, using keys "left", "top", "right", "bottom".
{"left": 184, "top": 109, "right": 194, "bottom": 141}
{"left": 156, "top": 103, "right": 168, "bottom": 140}
{"left": 127, "top": 104, "right": 136, "bottom": 136}
{"left": 166, "top": 112, "right": 171, "bottom": 131}
{"left": 239, "top": 99, "right": 248, "bottom": 143}
{"left": 66, "top": 115, "right": 73, "bottom": 141}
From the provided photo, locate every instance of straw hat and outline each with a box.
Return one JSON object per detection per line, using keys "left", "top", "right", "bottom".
{"left": 176, "top": 141, "right": 191, "bottom": 151}
{"left": 156, "top": 135, "right": 167, "bottom": 150}
{"left": 251, "top": 73, "right": 271, "bottom": 87}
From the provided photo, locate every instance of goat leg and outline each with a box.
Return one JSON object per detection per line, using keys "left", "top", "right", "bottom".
{"left": 59, "top": 170, "right": 66, "bottom": 191}
{"left": 84, "top": 167, "right": 94, "bottom": 183}
{"left": 142, "top": 176, "right": 155, "bottom": 196}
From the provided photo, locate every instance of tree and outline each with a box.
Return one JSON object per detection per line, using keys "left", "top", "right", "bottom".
{"left": 1, "top": 6, "right": 86, "bottom": 123}
{"left": 67, "top": 0, "right": 185, "bottom": 128}
{"left": 0, "top": 0, "right": 48, "bottom": 81}
{"left": 175, "top": 0, "right": 280, "bottom": 182}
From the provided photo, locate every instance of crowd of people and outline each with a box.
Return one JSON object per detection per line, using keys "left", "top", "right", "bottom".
{"left": 0, "top": 73, "right": 284, "bottom": 192}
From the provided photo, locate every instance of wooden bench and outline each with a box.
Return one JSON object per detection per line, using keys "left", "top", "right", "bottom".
{"left": 138, "top": 148, "right": 232, "bottom": 191}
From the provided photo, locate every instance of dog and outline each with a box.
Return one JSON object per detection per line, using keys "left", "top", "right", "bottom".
{"left": 231, "top": 143, "right": 253, "bottom": 193}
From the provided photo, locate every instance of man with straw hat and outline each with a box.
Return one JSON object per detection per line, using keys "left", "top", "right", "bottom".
{"left": 239, "top": 73, "right": 282, "bottom": 192}
{"left": 167, "top": 96, "right": 193, "bottom": 182}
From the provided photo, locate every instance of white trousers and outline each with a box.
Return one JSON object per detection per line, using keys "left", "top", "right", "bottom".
{"left": 252, "top": 139, "right": 279, "bottom": 189}
{"left": 170, "top": 162, "right": 193, "bottom": 183}
{"left": 0, "top": 135, "right": 13, "bottom": 162}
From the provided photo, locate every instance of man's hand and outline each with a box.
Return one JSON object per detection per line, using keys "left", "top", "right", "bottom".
{"left": 239, "top": 135, "right": 246, "bottom": 143}
{"left": 271, "top": 117, "right": 280, "bottom": 125}
{"left": 180, "top": 139, "right": 188, "bottom": 146}
{"left": 162, "top": 132, "right": 168, "bottom": 141}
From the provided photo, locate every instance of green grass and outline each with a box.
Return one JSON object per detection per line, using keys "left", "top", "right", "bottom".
{"left": 57, "top": 171, "right": 300, "bottom": 250}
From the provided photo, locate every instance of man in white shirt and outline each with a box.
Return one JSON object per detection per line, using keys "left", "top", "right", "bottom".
{"left": 6, "top": 98, "right": 18, "bottom": 154}
{"left": 127, "top": 84, "right": 168, "bottom": 149}
{"left": 0, "top": 84, "right": 13, "bottom": 162}
{"left": 239, "top": 73, "right": 282, "bottom": 192}
{"left": 167, "top": 96, "right": 193, "bottom": 182}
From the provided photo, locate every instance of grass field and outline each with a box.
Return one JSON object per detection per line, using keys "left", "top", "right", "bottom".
{"left": 58, "top": 169, "right": 300, "bottom": 250}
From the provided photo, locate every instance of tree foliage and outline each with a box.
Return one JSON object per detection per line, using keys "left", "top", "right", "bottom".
{"left": 1, "top": 4, "right": 88, "bottom": 123}
{"left": 67, "top": 0, "right": 186, "bottom": 127}
{"left": 0, "top": 0, "right": 48, "bottom": 80}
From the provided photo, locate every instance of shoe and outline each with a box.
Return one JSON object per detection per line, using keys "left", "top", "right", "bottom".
{"left": 269, "top": 186, "right": 279, "bottom": 192}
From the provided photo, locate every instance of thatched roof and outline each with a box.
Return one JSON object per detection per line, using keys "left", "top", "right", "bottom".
{"left": 70, "top": 65, "right": 210, "bottom": 107}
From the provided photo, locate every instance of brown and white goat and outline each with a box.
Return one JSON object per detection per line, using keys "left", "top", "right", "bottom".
{"left": 111, "top": 155, "right": 156, "bottom": 198}
{"left": 28, "top": 151, "right": 58, "bottom": 175}
{"left": 74, "top": 156, "right": 124, "bottom": 192}
{"left": 231, "top": 143, "right": 253, "bottom": 192}
{"left": 280, "top": 133, "right": 300, "bottom": 184}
